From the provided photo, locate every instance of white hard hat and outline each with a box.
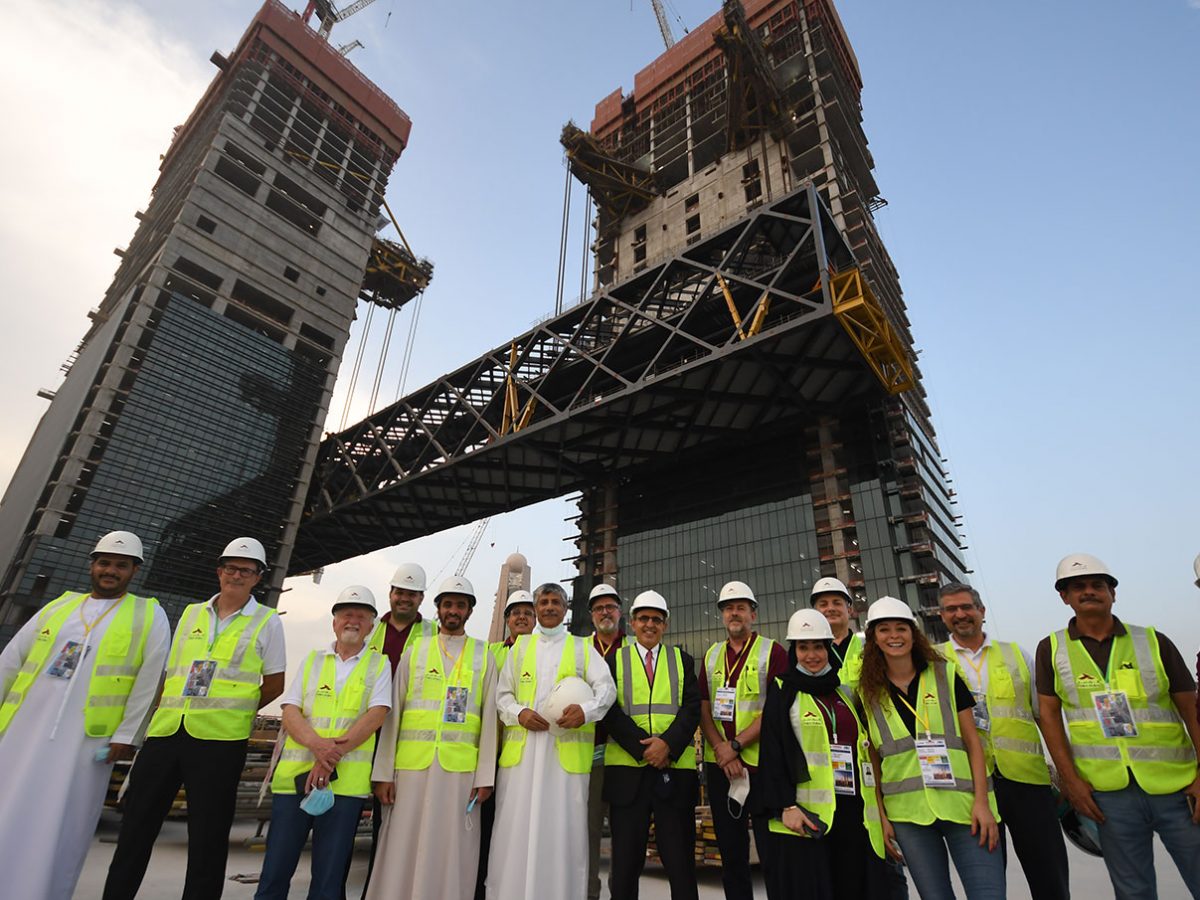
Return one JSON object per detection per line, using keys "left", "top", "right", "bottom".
{"left": 541, "top": 676, "right": 595, "bottom": 736}
{"left": 630, "top": 590, "right": 668, "bottom": 616}
{"left": 220, "top": 537, "right": 267, "bottom": 567}
{"left": 1194, "top": 553, "right": 1200, "bottom": 589}
{"left": 1054, "top": 553, "right": 1118, "bottom": 591}
{"left": 390, "top": 562, "right": 427, "bottom": 592}
{"left": 810, "top": 577, "right": 850, "bottom": 602}
{"left": 865, "top": 596, "right": 916, "bottom": 626}
{"left": 588, "top": 583, "right": 621, "bottom": 607}
{"left": 786, "top": 608, "right": 834, "bottom": 641}
{"left": 718, "top": 581, "right": 756, "bottom": 607}
{"left": 332, "top": 584, "right": 378, "bottom": 614}
{"left": 434, "top": 575, "right": 476, "bottom": 607}
{"left": 504, "top": 589, "right": 534, "bottom": 614}
{"left": 92, "top": 531, "right": 144, "bottom": 563}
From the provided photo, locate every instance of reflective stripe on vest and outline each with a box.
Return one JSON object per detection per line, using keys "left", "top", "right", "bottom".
{"left": 838, "top": 634, "right": 865, "bottom": 690}
{"left": 1051, "top": 625, "right": 1196, "bottom": 794}
{"left": 767, "top": 686, "right": 885, "bottom": 858}
{"left": 272, "top": 649, "right": 386, "bottom": 796}
{"left": 939, "top": 640, "right": 1050, "bottom": 786}
{"left": 0, "top": 592, "right": 154, "bottom": 738}
{"left": 148, "top": 601, "right": 274, "bottom": 741}
{"left": 499, "top": 634, "right": 593, "bottom": 774}
{"left": 864, "top": 660, "right": 997, "bottom": 826}
{"left": 606, "top": 644, "right": 696, "bottom": 770}
{"left": 394, "top": 635, "right": 487, "bottom": 773}
{"left": 703, "top": 635, "right": 773, "bottom": 766}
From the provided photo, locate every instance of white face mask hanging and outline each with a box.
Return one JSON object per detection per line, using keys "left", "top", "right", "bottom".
{"left": 726, "top": 770, "right": 751, "bottom": 819}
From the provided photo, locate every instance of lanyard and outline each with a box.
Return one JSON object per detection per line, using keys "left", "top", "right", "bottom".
{"left": 894, "top": 674, "right": 933, "bottom": 740}
{"left": 79, "top": 596, "right": 120, "bottom": 637}
{"left": 830, "top": 634, "right": 853, "bottom": 666}
{"left": 439, "top": 634, "right": 468, "bottom": 685}
{"left": 723, "top": 634, "right": 755, "bottom": 688}
{"left": 959, "top": 646, "right": 986, "bottom": 691}
{"left": 813, "top": 695, "right": 841, "bottom": 745}
{"left": 595, "top": 634, "right": 617, "bottom": 658}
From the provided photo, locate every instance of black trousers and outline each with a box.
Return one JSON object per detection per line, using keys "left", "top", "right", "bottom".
{"left": 103, "top": 729, "right": 248, "bottom": 900}
{"left": 609, "top": 772, "right": 699, "bottom": 900}
{"left": 995, "top": 771, "right": 1070, "bottom": 900}
{"left": 355, "top": 795, "right": 384, "bottom": 899}
{"left": 704, "top": 763, "right": 773, "bottom": 900}
{"left": 473, "top": 792, "right": 496, "bottom": 900}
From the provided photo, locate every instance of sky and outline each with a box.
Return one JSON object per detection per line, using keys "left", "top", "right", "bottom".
{"left": 1, "top": 0, "right": 1198, "bottom": 692}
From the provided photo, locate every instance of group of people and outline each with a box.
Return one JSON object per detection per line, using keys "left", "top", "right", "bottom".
{"left": 0, "top": 530, "right": 1199, "bottom": 900}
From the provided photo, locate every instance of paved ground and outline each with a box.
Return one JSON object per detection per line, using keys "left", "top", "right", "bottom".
{"left": 80, "top": 811, "right": 1186, "bottom": 898}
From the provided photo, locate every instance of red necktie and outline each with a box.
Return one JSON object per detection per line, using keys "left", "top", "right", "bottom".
{"left": 644, "top": 647, "right": 655, "bottom": 685}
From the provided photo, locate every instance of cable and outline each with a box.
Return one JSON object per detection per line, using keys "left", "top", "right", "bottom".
{"left": 555, "top": 161, "right": 572, "bottom": 315}
{"left": 393, "top": 290, "right": 425, "bottom": 403}
{"left": 578, "top": 187, "right": 592, "bottom": 306}
{"left": 367, "top": 306, "right": 398, "bottom": 413}
{"left": 338, "top": 302, "right": 375, "bottom": 431}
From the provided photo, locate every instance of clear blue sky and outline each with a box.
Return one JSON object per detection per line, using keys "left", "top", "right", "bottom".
{"left": 1, "top": 0, "right": 1197, "bottom": 665}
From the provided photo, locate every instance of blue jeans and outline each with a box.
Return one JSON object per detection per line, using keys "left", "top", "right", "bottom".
{"left": 1092, "top": 781, "right": 1200, "bottom": 899}
{"left": 255, "top": 793, "right": 365, "bottom": 900}
{"left": 891, "top": 819, "right": 1005, "bottom": 900}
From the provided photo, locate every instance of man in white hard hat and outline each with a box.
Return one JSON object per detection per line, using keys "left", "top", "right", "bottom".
{"left": 810, "top": 577, "right": 864, "bottom": 687}
{"left": 368, "top": 575, "right": 498, "bottom": 900}
{"left": 938, "top": 583, "right": 1068, "bottom": 900}
{"left": 105, "top": 536, "right": 286, "bottom": 900}
{"left": 0, "top": 531, "right": 169, "bottom": 900}
{"left": 697, "top": 580, "right": 788, "bottom": 900}
{"left": 1036, "top": 553, "right": 1200, "bottom": 898}
{"left": 602, "top": 590, "right": 701, "bottom": 900}
{"left": 256, "top": 586, "right": 391, "bottom": 899}
{"left": 360, "top": 560, "right": 437, "bottom": 895}
{"left": 487, "top": 582, "right": 616, "bottom": 900}
{"left": 584, "top": 582, "right": 628, "bottom": 900}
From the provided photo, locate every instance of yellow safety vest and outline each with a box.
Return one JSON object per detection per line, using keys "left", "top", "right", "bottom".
{"left": 863, "top": 660, "right": 998, "bottom": 826}
{"left": 703, "top": 634, "right": 774, "bottom": 766}
{"left": 367, "top": 616, "right": 437, "bottom": 656}
{"left": 273, "top": 648, "right": 388, "bottom": 797}
{"left": 606, "top": 643, "right": 696, "bottom": 771}
{"left": 149, "top": 601, "right": 275, "bottom": 741}
{"left": 394, "top": 635, "right": 488, "bottom": 773}
{"left": 1051, "top": 624, "right": 1196, "bottom": 794}
{"left": 0, "top": 592, "right": 155, "bottom": 738}
{"left": 939, "top": 640, "right": 1050, "bottom": 785}
{"left": 835, "top": 634, "right": 864, "bottom": 690}
{"left": 499, "top": 634, "right": 594, "bottom": 774}
{"left": 767, "top": 686, "right": 885, "bottom": 858}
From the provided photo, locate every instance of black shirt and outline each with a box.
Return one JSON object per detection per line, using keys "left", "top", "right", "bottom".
{"left": 886, "top": 658, "right": 976, "bottom": 738}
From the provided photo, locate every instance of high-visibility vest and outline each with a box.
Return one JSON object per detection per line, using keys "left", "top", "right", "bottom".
{"left": 606, "top": 643, "right": 696, "bottom": 771}
{"left": 490, "top": 641, "right": 511, "bottom": 672}
{"left": 148, "top": 601, "right": 275, "bottom": 741}
{"left": 702, "top": 634, "right": 774, "bottom": 765}
{"left": 939, "top": 640, "right": 1050, "bottom": 785}
{"left": 767, "top": 685, "right": 885, "bottom": 859}
{"left": 1050, "top": 624, "right": 1196, "bottom": 794}
{"left": 272, "top": 648, "right": 388, "bottom": 797}
{"left": 0, "top": 592, "right": 156, "bottom": 738}
{"left": 394, "top": 635, "right": 488, "bottom": 773}
{"left": 863, "top": 660, "right": 998, "bottom": 826}
{"left": 835, "top": 634, "right": 864, "bottom": 690}
{"left": 367, "top": 616, "right": 437, "bottom": 656}
{"left": 499, "top": 634, "right": 594, "bottom": 774}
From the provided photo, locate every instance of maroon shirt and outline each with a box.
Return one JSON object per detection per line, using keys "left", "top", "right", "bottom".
{"left": 377, "top": 612, "right": 429, "bottom": 675}
{"left": 593, "top": 630, "right": 626, "bottom": 746}
{"left": 698, "top": 633, "right": 790, "bottom": 769}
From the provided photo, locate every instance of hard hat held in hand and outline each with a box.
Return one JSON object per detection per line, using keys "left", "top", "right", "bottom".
{"left": 542, "top": 676, "right": 594, "bottom": 735}
{"left": 92, "top": 531, "right": 144, "bottom": 563}
{"left": 1054, "top": 553, "right": 1117, "bottom": 590}
{"left": 786, "top": 609, "right": 833, "bottom": 641}
{"left": 865, "top": 596, "right": 915, "bottom": 626}
{"left": 220, "top": 537, "right": 267, "bottom": 567}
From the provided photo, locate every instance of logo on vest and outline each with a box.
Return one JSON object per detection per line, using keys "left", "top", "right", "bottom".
{"left": 520, "top": 670, "right": 534, "bottom": 684}
{"left": 923, "top": 691, "right": 936, "bottom": 704}
{"left": 39, "top": 627, "right": 52, "bottom": 637}
{"left": 1078, "top": 673, "right": 1100, "bottom": 685}
{"left": 316, "top": 682, "right": 334, "bottom": 697}
{"left": 1119, "top": 662, "right": 1135, "bottom": 670}
{"left": 191, "top": 627, "right": 205, "bottom": 636}
{"left": 802, "top": 710, "right": 821, "bottom": 723}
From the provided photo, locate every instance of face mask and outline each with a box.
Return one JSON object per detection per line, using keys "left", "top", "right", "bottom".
{"left": 537, "top": 622, "right": 567, "bottom": 637}
{"left": 300, "top": 785, "right": 335, "bottom": 816}
{"left": 798, "top": 662, "right": 833, "bottom": 677}
{"left": 726, "top": 770, "right": 751, "bottom": 819}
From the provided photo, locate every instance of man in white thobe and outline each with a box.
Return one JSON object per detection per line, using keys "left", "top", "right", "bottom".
{"left": 486, "top": 582, "right": 616, "bottom": 900}
{"left": 367, "top": 575, "right": 499, "bottom": 900}
{"left": 0, "top": 530, "right": 170, "bottom": 900}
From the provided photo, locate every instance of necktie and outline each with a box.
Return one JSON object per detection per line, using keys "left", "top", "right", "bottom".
{"left": 644, "top": 647, "right": 655, "bottom": 685}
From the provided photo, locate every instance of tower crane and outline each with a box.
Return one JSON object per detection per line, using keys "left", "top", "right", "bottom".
{"left": 455, "top": 518, "right": 492, "bottom": 577}
{"left": 650, "top": 0, "right": 676, "bottom": 48}
{"left": 301, "top": 0, "right": 379, "bottom": 39}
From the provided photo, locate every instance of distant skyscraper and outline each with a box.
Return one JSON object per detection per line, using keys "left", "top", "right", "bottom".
{"left": 486, "top": 552, "right": 532, "bottom": 643}
{"left": 0, "top": 0, "right": 416, "bottom": 639}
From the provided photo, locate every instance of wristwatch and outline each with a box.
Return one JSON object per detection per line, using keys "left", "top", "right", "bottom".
{"left": 730, "top": 739, "right": 742, "bottom": 754}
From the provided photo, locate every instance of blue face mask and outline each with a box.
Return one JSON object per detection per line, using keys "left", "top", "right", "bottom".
{"left": 300, "top": 785, "right": 335, "bottom": 816}
{"left": 797, "top": 662, "right": 833, "bottom": 677}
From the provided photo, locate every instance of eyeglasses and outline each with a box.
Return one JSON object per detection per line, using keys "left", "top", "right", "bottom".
{"left": 633, "top": 614, "right": 665, "bottom": 626}
{"left": 592, "top": 604, "right": 620, "bottom": 614}
{"left": 220, "top": 564, "right": 260, "bottom": 578}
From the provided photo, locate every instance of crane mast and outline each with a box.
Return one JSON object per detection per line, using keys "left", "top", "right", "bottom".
{"left": 651, "top": 0, "right": 676, "bottom": 48}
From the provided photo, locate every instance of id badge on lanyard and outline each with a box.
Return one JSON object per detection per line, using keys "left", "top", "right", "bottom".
{"left": 831, "top": 744, "right": 856, "bottom": 795}
{"left": 444, "top": 686, "right": 469, "bottom": 724}
{"left": 184, "top": 660, "right": 217, "bottom": 697}
{"left": 713, "top": 686, "right": 736, "bottom": 722}
{"left": 46, "top": 641, "right": 85, "bottom": 678}
{"left": 1093, "top": 690, "right": 1137, "bottom": 738}
{"left": 971, "top": 691, "right": 990, "bottom": 732}
{"left": 916, "top": 737, "right": 955, "bottom": 788}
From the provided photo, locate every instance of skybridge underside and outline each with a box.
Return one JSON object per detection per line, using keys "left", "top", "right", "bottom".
{"left": 290, "top": 184, "right": 887, "bottom": 574}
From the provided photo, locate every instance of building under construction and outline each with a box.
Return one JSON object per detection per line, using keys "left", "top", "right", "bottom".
{"left": 0, "top": 0, "right": 428, "bottom": 636}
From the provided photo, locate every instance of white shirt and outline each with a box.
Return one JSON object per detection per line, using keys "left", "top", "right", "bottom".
{"left": 632, "top": 640, "right": 662, "bottom": 671}
{"left": 947, "top": 632, "right": 1038, "bottom": 708}
{"left": 279, "top": 643, "right": 392, "bottom": 711}
{"left": 202, "top": 594, "right": 287, "bottom": 675}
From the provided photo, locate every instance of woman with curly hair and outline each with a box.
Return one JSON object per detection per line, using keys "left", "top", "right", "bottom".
{"left": 858, "top": 596, "right": 1002, "bottom": 900}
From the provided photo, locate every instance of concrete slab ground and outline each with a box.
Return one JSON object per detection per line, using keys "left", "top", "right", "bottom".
{"left": 79, "top": 811, "right": 1186, "bottom": 898}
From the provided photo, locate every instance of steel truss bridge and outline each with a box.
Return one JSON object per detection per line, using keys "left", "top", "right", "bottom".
{"left": 289, "top": 183, "right": 909, "bottom": 573}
